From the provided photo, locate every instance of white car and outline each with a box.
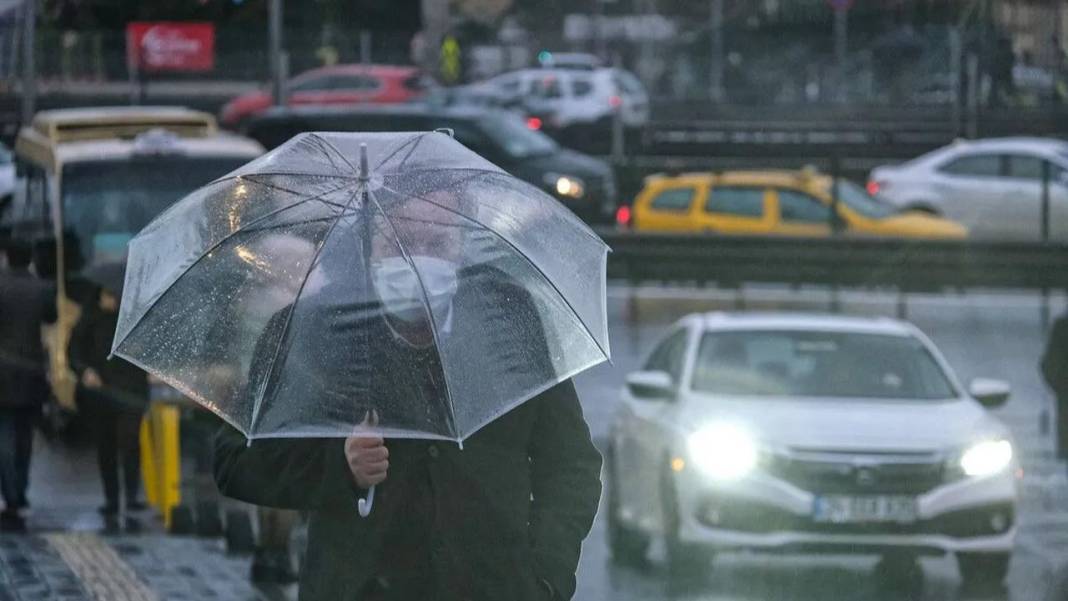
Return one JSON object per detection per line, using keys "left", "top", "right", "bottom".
{"left": 483, "top": 67, "right": 650, "bottom": 129}
{"left": 607, "top": 313, "right": 1017, "bottom": 586}
{"left": 869, "top": 137, "right": 1068, "bottom": 240}
{"left": 0, "top": 142, "right": 14, "bottom": 207}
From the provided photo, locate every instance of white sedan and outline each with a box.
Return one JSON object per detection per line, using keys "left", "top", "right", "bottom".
{"left": 869, "top": 137, "right": 1068, "bottom": 241}
{"left": 607, "top": 313, "right": 1017, "bottom": 586}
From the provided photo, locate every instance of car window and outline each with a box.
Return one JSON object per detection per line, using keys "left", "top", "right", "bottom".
{"left": 778, "top": 189, "right": 831, "bottom": 223}
{"left": 648, "top": 186, "right": 696, "bottom": 212}
{"left": 1005, "top": 154, "right": 1050, "bottom": 180}
{"left": 706, "top": 186, "right": 764, "bottom": 217}
{"left": 691, "top": 330, "right": 956, "bottom": 399}
{"left": 289, "top": 75, "right": 330, "bottom": 93}
{"left": 327, "top": 75, "right": 380, "bottom": 91}
{"left": 531, "top": 76, "right": 564, "bottom": 99}
{"left": 939, "top": 153, "right": 1002, "bottom": 177}
{"left": 644, "top": 330, "right": 689, "bottom": 379}
{"left": 571, "top": 78, "right": 594, "bottom": 97}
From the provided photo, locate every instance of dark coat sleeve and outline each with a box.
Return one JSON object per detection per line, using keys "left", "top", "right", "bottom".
{"left": 68, "top": 309, "right": 94, "bottom": 377}
{"left": 213, "top": 304, "right": 362, "bottom": 513}
{"left": 1042, "top": 317, "right": 1068, "bottom": 400}
{"left": 213, "top": 425, "right": 358, "bottom": 512}
{"left": 527, "top": 380, "right": 602, "bottom": 601}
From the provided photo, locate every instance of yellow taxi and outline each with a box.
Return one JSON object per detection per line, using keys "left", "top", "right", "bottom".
{"left": 623, "top": 168, "right": 967, "bottom": 239}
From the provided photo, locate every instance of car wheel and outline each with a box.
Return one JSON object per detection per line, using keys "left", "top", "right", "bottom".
{"left": 606, "top": 446, "right": 650, "bottom": 565}
{"left": 957, "top": 552, "right": 1010, "bottom": 587}
{"left": 660, "top": 467, "right": 713, "bottom": 579}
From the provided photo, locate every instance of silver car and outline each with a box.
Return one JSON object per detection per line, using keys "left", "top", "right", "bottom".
{"left": 869, "top": 137, "right": 1068, "bottom": 241}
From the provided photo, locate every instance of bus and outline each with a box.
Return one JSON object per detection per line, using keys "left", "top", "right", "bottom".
{"left": 5, "top": 106, "right": 264, "bottom": 409}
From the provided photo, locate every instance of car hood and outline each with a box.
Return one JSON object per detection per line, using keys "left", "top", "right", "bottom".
{"left": 510, "top": 148, "right": 612, "bottom": 180}
{"left": 675, "top": 394, "right": 1007, "bottom": 452}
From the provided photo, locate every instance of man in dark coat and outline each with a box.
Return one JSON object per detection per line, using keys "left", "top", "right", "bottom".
{"left": 0, "top": 241, "right": 56, "bottom": 530}
{"left": 214, "top": 216, "right": 602, "bottom": 600}
{"left": 70, "top": 271, "right": 149, "bottom": 516}
{"left": 1042, "top": 310, "right": 1068, "bottom": 462}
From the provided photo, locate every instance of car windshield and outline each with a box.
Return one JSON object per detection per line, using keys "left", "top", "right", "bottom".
{"left": 62, "top": 157, "right": 249, "bottom": 267}
{"left": 479, "top": 114, "right": 558, "bottom": 158}
{"left": 833, "top": 179, "right": 898, "bottom": 218}
{"left": 691, "top": 330, "right": 957, "bottom": 399}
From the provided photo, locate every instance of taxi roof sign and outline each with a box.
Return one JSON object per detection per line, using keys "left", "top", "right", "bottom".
{"left": 29, "top": 106, "right": 216, "bottom": 144}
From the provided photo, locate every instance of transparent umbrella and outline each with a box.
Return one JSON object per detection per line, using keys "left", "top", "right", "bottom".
{"left": 111, "top": 131, "right": 610, "bottom": 512}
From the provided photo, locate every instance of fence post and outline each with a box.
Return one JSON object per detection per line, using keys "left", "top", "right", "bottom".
{"left": 19, "top": 0, "right": 35, "bottom": 125}
{"left": 830, "top": 154, "right": 843, "bottom": 235}
{"left": 1042, "top": 159, "right": 1051, "bottom": 242}
{"left": 360, "top": 30, "right": 372, "bottom": 65}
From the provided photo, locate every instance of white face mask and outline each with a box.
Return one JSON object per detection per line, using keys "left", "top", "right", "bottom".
{"left": 371, "top": 256, "right": 459, "bottom": 325}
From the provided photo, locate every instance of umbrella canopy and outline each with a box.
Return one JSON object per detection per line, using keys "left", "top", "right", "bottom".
{"left": 112, "top": 131, "right": 609, "bottom": 442}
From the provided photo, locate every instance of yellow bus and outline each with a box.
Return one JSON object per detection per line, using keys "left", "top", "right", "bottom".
{"left": 5, "top": 106, "right": 264, "bottom": 408}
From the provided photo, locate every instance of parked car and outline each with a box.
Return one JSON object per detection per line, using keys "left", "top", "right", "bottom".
{"left": 245, "top": 105, "right": 619, "bottom": 224}
{"left": 869, "top": 137, "right": 1068, "bottom": 240}
{"left": 623, "top": 169, "right": 966, "bottom": 239}
{"left": 220, "top": 64, "right": 432, "bottom": 129}
{"left": 607, "top": 312, "right": 1016, "bottom": 586}
{"left": 482, "top": 67, "right": 649, "bottom": 151}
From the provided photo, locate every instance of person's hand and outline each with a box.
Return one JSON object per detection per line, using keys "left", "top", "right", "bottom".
{"left": 82, "top": 368, "right": 103, "bottom": 390}
{"left": 344, "top": 435, "right": 389, "bottom": 489}
{"left": 345, "top": 411, "right": 388, "bottom": 489}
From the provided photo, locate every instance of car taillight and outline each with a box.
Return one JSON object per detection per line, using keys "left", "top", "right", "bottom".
{"left": 615, "top": 205, "right": 632, "bottom": 228}
{"left": 866, "top": 180, "right": 881, "bottom": 195}
{"left": 526, "top": 116, "right": 542, "bottom": 130}
{"left": 608, "top": 95, "right": 623, "bottom": 108}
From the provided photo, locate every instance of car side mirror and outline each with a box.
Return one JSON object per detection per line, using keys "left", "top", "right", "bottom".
{"left": 626, "top": 370, "right": 675, "bottom": 401}
{"left": 969, "top": 378, "right": 1011, "bottom": 408}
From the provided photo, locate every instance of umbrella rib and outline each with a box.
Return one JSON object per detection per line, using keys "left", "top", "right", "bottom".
{"left": 381, "top": 184, "right": 610, "bottom": 362}
{"left": 237, "top": 175, "right": 357, "bottom": 210}
{"left": 112, "top": 182, "right": 355, "bottom": 353}
{"left": 309, "top": 133, "right": 359, "bottom": 175}
{"left": 372, "top": 133, "right": 425, "bottom": 171}
{"left": 246, "top": 183, "right": 364, "bottom": 438}
{"left": 208, "top": 172, "right": 356, "bottom": 188}
{"left": 379, "top": 169, "right": 603, "bottom": 243}
{"left": 365, "top": 187, "right": 459, "bottom": 440}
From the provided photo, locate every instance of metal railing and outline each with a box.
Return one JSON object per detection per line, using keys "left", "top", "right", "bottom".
{"left": 600, "top": 231, "right": 1068, "bottom": 291}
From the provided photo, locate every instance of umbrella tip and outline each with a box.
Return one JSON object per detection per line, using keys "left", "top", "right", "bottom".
{"left": 358, "top": 143, "right": 369, "bottom": 182}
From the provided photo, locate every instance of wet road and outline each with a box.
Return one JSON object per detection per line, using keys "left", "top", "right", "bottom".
{"left": 570, "top": 285, "right": 1068, "bottom": 601}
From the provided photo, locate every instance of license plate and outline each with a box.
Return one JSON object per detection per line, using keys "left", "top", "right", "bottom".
{"left": 812, "top": 495, "right": 917, "bottom": 524}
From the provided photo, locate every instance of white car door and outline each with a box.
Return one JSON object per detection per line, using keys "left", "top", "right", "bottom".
{"left": 616, "top": 328, "right": 690, "bottom": 530}
{"left": 999, "top": 154, "right": 1062, "bottom": 241}
{"left": 929, "top": 152, "right": 1017, "bottom": 239}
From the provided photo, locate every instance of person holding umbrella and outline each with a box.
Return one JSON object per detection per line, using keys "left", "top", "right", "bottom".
{"left": 111, "top": 132, "right": 610, "bottom": 600}
{"left": 71, "top": 263, "right": 149, "bottom": 517}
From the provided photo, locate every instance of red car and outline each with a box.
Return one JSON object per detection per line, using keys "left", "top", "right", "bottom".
{"left": 220, "top": 64, "right": 432, "bottom": 128}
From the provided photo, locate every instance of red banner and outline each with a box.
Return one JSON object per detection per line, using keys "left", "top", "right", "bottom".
{"left": 127, "top": 22, "right": 215, "bottom": 72}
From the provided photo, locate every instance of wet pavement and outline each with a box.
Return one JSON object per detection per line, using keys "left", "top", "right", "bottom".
{"left": 3, "top": 284, "right": 1068, "bottom": 600}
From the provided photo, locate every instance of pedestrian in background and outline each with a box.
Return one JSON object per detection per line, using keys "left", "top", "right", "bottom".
{"left": 1042, "top": 308, "right": 1068, "bottom": 466}
{"left": 70, "top": 269, "right": 148, "bottom": 517}
{"left": 0, "top": 241, "right": 56, "bottom": 532}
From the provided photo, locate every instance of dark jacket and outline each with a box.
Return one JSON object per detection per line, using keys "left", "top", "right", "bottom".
{"left": 213, "top": 269, "right": 603, "bottom": 601}
{"left": 70, "top": 305, "right": 148, "bottom": 413}
{"left": 1042, "top": 315, "right": 1068, "bottom": 457}
{"left": 0, "top": 268, "right": 56, "bottom": 409}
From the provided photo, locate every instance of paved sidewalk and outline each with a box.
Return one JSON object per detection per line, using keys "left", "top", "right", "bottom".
{"left": 0, "top": 434, "right": 290, "bottom": 601}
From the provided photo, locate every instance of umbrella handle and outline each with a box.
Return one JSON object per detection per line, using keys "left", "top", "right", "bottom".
{"left": 358, "top": 485, "right": 375, "bottom": 518}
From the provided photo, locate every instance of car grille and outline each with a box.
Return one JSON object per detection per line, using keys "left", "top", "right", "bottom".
{"left": 764, "top": 449, "right": 946, "bottom": 495}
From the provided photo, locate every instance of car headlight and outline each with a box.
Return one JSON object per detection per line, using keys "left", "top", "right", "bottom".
{"left": 686, "top": 423, "right": 758, "bottom": 480}
{"left": 960, "top": 439, "right": 1013, "bottom": 477}
{"left": 544, "top": 173, "right": 585, "bottom": 199}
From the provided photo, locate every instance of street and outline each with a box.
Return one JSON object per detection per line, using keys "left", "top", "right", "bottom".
{"left": 4, "top": 285, "right": 1068, "bottom": 601}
